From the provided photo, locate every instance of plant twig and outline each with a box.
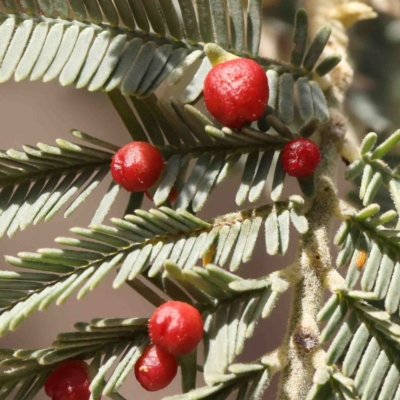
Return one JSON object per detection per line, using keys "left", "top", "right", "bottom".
{"left": 276, "top": 117, "right": 342, "bottom": 400}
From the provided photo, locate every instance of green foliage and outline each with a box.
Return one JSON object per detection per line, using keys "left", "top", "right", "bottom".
{"left": 0, "top": 317, "right": 149, "bottom": 399}
{"left": 1, "top": 1, "right": 396, "bottom": 399}
{"left": 0, "top": 200, "right": 305, "bottom": 338}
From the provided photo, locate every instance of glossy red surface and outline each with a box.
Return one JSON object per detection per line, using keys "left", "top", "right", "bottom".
{"left": 204, "top": 58, "right": 269, "bottom": 128}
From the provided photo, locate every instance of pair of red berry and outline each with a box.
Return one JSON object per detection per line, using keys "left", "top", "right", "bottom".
{"left": 135, "top": 301, "right": 203, "bottom": 392}
{"left": 111, "top": 141, "right": 178, "bottom": 202}
{"left": 44, "top": 302, "right": 203, "bottom": 398}
{"left": 204, "top": 57, "right": 321, "bottom": 177}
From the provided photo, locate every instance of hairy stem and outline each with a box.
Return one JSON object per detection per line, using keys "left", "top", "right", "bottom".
{"left": 276, "top": 119, "right": 342, "bottom": 400}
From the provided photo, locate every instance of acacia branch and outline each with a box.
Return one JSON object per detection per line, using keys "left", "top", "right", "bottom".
{"left": 277, "top": 116, "right": 342, "bottom": 400}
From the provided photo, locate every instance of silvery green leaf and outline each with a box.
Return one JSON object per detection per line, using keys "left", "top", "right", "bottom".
{"left": 59, "top": 28, "right": 95, "bottom": 86}
{"left": 315, "top": 53, "right": 342, "bottom": 76}
{"left": 148, "top": 240, "right": 175, "bottom": 277}
{"left": 277, "top": 208, "right": 290, "bottom": 255}
{"left": 385, "top": 262, "right": 400, "bottom": 314}
{"left": 359, "top": 164, "right": 373, "bottom": 201}
{"left": 297, "top": 77, "right": 314, "bottom": 121}
{"left": 377, "top": 364, "right": 400, "bottom": 400}
{"left": 216, "top": 153, "right": 242, "bottom": 185}
{"left": 177, "top": 235, "right": 197, "bottom": 268}
{"left": 184, "top": 231, "right": 208, "bottom": 269}
{"left": 342, "top": 323, "right": 370, "bottom": 377}
{"left": 373, "top": 253, "right": 395, "bottom": 300}
{"left": 210, "top": 0, "right": 229, "bottom": 48}
{"left": 291, "top": 9, "right": 308, "bottom": 67}
{"left": 226, "top": 297, "right": 242, "bottom": 365}
{"left": 182, "top": 270, "right": 227, "bottom": 299}
{"left": 180, "top": 349, "right": 197, "bottom": 393}
{"left": 246, "top": 368, "right": 270, "bottom": 400}
{"left": 113, "top": 250, "right": 140, "bottom": 289}
{"left": 0, "top": 182, "right": 30, "bottom": 238}
{"left": 345, "top": 159, "right": 364, "bottom": 181}
{"left": 362, "top": 171, "right": 382, "bottom": 205}
{"left": 14, "top": 22, "right": 48, "bottom": 82}
{"left": 356, "top": 204, "right": 380, "bottom": 220}
{"left": 0, "top": 20, "right": 33, "bottom": 83}
{"left": 236, "top": 150, "right": 259, "bottom": 206}
{"left": 192, "top": 154, "right": 225, "bottom": 212}
{"left": 290, "top": 207, "right": 308, "bottom": 234}
{"left": 175, "top": 153, "right": 212, "bottom": 210}
{"left": 104, "top": 39, "right": 143, "bottom": 93}
{"left": 360, "top": 242, "right": 382, "bottom": 291}
{"left": 360, "top": 132, "right": 378, "bottom": 156}
{"left": 141, "top": 0, "right": 166, "bottom": 36}
{"left": 235, "top": 296, "right": 257, "bottom": 356}
{"left": 370, "top": 129, "right": 400, "bottom": 161}
{"left": 353, "top": 337, "right": 380, "bottom": 394}
{"left": 318, "top": 294, "right": 339, "bottom": 323}
{"left": 230, "top": 219, "right": 251, "bottom": 271}
{"left": 319, "top": 301, "right": 348, "bottom": 344}
{"left": 181, "top": 57, "right": 211, "bottom": 104}
{"left": 246, "top": 288, "right": 271, "bottom": 338}
{"left": 247, "top": 0, "right": 262, "bottom": 55}
{"left": 104, "top": 339, "right": 147, "bottom": 394}
{"left": 169, "top": 50, "right": 203, "bottom": 85}
{"left": 309, "top": 81, "right": 329, "bottom": 122}
{"left": 136, "top": 44, "right": 175, "bottom": 96}
{"left": 279, "top": 73, "right": 295, "bottom": 125}
{"left": 177, "top": 0, "right": 200, "bottom": 44}
{"left": 336, "top": 225, "right": 358, "bottom": 268}
{"left": 214, "top": 225, "right": 231, "bottom": 264}
{"left": 227, "top": 0, "right": 244, "bottom": 52}
{"left": 271, "top": 152, "right": 285, "bottom": 202}
{"left": 121, "top": 42, "right": 157, "bottom": 95}
{"left": 267, "top": 70, "right": 279, "bottom": 111}
{"left": 264, "top": 209, "right": 279, "bottom": 255}
{"left": 249, "top": 151, "right": 274, "bottom": 203}
{"left": 303, "top": 26, "right": 332, "bottom": 71}
{"left": 218, "top": 222, "right": 241, "bottom": 266}
{"left": 326, "top": 312, "right": 359, "bottom": 365}
{"left": 91, "top": 181, "right": 120, "bottom": 225}
{"left": 334, "top": 220, "right": 351, "bottom": 246}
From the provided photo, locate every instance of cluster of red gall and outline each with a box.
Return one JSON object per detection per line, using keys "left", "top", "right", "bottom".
{"left": 110, "top": 58, "right": 320, "bottom": 194}
{"left": 135, "top": 301, "right": 203, "bottom": 392}
{"left": 43, "top": 56, "right": 322, "bottom": 400}
{"left": 44, "top": 302, "right": 203, "bottom": 398}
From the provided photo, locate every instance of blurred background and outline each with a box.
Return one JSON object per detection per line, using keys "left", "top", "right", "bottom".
{"left": 1, "top": 0, "right": 400, "bottom": 398}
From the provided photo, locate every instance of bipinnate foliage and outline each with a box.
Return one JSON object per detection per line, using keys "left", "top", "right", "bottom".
{"left": 0, "top": 0, "right": 396, "bottom": 399}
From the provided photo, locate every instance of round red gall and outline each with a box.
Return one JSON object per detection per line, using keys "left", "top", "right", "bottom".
{"left": 111, "top": 142, "right": 164, "bottom": 192}
{"left": 148, "top": 301, "right": 204, "bottom": 356}
{"left": 203, "top": 58, "right": 269, "bottom": 129}
{"left": 44, "top": 360, "right": 92, "bottom": 400}
{"left": 134, "top": 344, "right": 178, "bottom": 392}
{"left": 281, "top": 138, "right": 321, "bottom": 177}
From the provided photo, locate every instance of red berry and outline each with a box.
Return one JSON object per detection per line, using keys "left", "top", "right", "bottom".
{"left": 281, "top": 138, "right": 321, "bottom": 177}
{"left": 44, "top": 360, "right": 93, "bottom": 400}
{"left": 148, "top": 301, "right": 203, "bottom": 356}
{"left": 203, "top": 58, "right": 269, "bottom": 129}
{"left": 111, "top": 142, "right": 164, "bottom": 192}
{"left": 135, "top": 344, "right": 178, "bottom": 392}
{"left": 145, "top": 187, "right": 179, "bottom": 204}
